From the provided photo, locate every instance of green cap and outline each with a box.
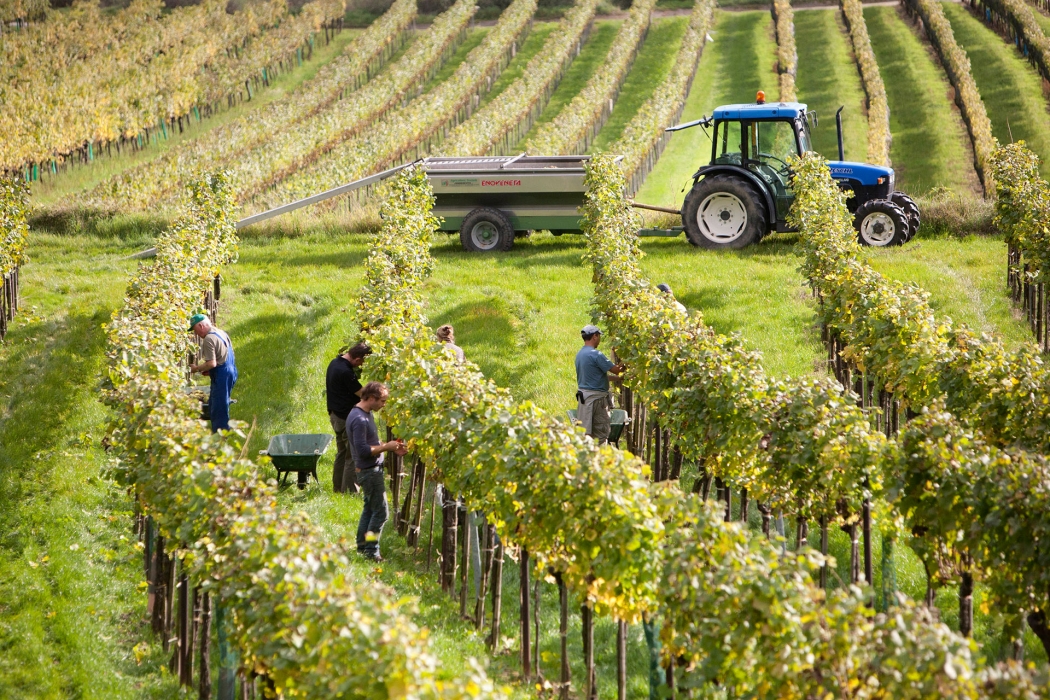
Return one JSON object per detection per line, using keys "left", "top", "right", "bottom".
{"left": 188, "top": 313, "right": 208, "bottom": 332}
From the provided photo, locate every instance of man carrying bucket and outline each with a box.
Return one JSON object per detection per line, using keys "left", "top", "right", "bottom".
{"left": 189, "top": 313, "right": 238, "bottom": 432}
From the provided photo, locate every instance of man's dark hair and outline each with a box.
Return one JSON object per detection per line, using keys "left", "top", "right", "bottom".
{"left": 347, "top": 342, "right": 373, "bottom": 360}
{"left": 581, "top": 331, "right": 599, "bottom": 342}
{"left": 360, "top": 381, "right": 387, "bottom": 401}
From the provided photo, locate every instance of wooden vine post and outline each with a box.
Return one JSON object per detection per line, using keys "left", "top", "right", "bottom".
{"left": 488, "top": 539, "right": 504, "bottom": 652}
{"left": 519, "top": 548, "right": 531, "bottom": 680}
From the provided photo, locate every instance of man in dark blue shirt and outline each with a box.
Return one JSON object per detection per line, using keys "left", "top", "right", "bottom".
{"left": 575, "top": 324, "right": 623, "bottom": 444}
{"left": 326, "top": 342, "right": 371, "bottom": 494}
{"left": 348, "top": 381, "right": 407, "bottom": 561}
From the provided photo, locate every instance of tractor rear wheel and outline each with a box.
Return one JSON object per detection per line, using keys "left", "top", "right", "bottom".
{"left": 460, "top": 207, "right": 515, "bottom": 252}
{"left": 854, "top": 199, "right": 909, "bottom": 247}
{"left": 682, "top": 175, "right": 767, "bottom": 250}
{"left": 890, "top": 192, "right": 921, "bottom": 240}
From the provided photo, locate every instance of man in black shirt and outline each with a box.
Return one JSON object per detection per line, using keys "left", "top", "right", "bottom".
{"left": 326, "top": 342, "right": 371, "bottom": 493}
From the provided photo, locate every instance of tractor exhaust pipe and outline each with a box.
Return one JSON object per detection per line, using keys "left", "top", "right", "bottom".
{"left": 836, "top": 106, "right": 845, "bottom": 161}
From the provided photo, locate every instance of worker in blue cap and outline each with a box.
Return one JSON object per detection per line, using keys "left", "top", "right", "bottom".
{"left": 189, "top": 313, "right": 238, "bottom": 431}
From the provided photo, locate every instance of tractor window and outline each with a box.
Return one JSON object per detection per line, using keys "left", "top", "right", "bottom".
{"left": 713, "top": 120, "right": 744, "bottom": 165}
{"left": 796, "top": 119, "right": 813, "bottom": 153}
{"left": 752, "top": 120, "right": 799, "bottom": 170}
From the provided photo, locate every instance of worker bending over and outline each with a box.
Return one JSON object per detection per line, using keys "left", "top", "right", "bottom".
{"left": 189, "top": 313, "right": 238, "bottom": 432}
{"left": 575, "top": 324, "right": 623, "bottom": 445}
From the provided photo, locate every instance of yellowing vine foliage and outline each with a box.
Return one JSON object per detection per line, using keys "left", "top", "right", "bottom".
{"left": 103, "top": 171, "right": 502, "bottom": 700}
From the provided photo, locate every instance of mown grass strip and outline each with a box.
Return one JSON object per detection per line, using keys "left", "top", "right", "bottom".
{"left": 588, "top": 15, "right": 689, "bottom": 151}
{"left": 942, "top": 1, "right": 1050, "bottom": 175}
{"left": 863, "top": 6, "right": 978, "bottom": 194}
{"left": 633, "top": 10, "right": 778, "bottom": 207}
{"left": 0, "top": 232, "right": 175, "bottom": 699}
{"left": 794, "top": 8, "right": 869, "bottom": 162}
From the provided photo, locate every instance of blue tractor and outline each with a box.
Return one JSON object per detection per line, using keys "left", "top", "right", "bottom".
{"left": 667, "top": 92, "right": 919, "bottom": 249}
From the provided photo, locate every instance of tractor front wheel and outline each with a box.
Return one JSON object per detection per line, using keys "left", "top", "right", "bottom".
{"left": 682, "top": 175, "right": 767, "bottom": 250}
{"left": 854, "top": 199, "right": 909, "bottom": 247}
{"left": 890, "top": 192, "right": 921, "bottom": 240}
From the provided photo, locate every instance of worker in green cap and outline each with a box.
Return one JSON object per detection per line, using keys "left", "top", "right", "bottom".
{"left": 189, "top": 313, "right": 238, "bottom": 431}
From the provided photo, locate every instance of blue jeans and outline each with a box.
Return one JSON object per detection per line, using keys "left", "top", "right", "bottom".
{"left": 356, "top": 468, "right": 388, "bottom": 555}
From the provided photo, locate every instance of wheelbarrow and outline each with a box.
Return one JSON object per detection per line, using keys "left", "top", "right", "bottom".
{"left": 566, "top": 408, "right": 628, "bottom": 446}
{"left": 260, "top": 433, "right": 333, "bottom": 489}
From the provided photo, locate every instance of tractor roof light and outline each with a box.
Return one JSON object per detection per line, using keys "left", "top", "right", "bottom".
{"left": 756, "top": 90, "right": 766, "bottom": 104}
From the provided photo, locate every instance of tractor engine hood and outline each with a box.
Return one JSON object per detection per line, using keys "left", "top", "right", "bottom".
{"left": 827, "top": 161, "right": 894, "bottom": 189}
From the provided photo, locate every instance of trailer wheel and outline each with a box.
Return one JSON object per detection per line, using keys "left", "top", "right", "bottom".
{"left": 682, "top": 175, "right": 767, "bottom": 249}
{"left": 890, "top": 192, "right": 921, "bottom": 240}
{"left": 855, "top": 199, "right": 909, "bottom": 247}
{"left": 460, "top": 208, "right": 515, "bottom": 252}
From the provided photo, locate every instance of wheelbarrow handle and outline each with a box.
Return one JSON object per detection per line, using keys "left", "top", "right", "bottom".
{"left": 259, "top": 450, "right": 269, "bottom": 456}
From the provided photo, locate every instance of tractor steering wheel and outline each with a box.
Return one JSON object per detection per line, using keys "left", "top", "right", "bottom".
{"left": 758, "top": 151, "right": 791, "bottom": 174}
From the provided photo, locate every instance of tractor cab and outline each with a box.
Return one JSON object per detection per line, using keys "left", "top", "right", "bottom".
{"left": 667, "top": 91, "right": 918, "bottom": 250}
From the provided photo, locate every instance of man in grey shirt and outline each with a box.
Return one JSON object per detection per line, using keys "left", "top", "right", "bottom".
{"left": 574, "top": 324, "right": 623, "bottom": 444}
{"left": 348, "top": 381, "right": 408, "bottom": 562}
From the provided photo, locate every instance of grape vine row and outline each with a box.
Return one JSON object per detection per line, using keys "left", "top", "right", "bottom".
{"left": 80, "top": 0, "right": 415, "bottom": 212}
{"left": 359, "top": 161, "right": 1047, "bottom": 698}
{"left": 1, "top": 0, "right": 344, "bottom": 178}
{"left": 103, "top": 170, "right": 502, "bottom": 700}
{"left": 524, "top": 0, "right": 656, "bottom": 155}
{"left": 840, "top": 0, "right": 892, "bottom": 165}
{"left": 255, "top": 0, "right": 537, "bottom": 210}
{"left": 0, "top": 176, "right": 28, "bottom": 340}
{"left": 435, "top": 0, "right": 599, "bottom": 156}
{"left": 608, "top": 0, "right": 715, "bottom": 195}
{"left": 772, "top": 0, "right": 798, "bottom": 101}
{"left": 231, "top": 0, "right": 478, "bottom": 202}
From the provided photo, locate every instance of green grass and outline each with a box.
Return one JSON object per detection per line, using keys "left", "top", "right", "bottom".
{"left": 423, "top": 26, "right": 492, "bottom": 90}
{"left": 0, "top": 231, "right": 177, "bottom": 699}
{"left": 479, "top": 23, "right": 558, "bottom": 107}
{"left": 30, "top": 28, "right": 364, "bottom": 208}
{"left": 634, "top": 10, "right": 779, "bottom": 208}
{"left": 794, "top": 8, "right": 869, "bottom": 161}
{"left": 863, "top": 6, "right": 979, "bottom": 195}
{"left": 589, "top": 15, "right": 691, "bottom": 151}
{"left": 941, "top": 2, "right": 1050, "bottom": 176}
{"left": 520, "top": 19, "right": 623, "bottom": 145}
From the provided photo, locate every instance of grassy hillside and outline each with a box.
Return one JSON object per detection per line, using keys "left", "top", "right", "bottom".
{"left": 941, "top": 1, "right": 1050, "bottom": 176}
{"left": 863, "top": 6, "right": 979, "bottom": 194}
{"left": 794, "top": 8, "right": 869, "bottom": 162}
{"left": 633, "top": 9, "right": 779, "bottom": 208}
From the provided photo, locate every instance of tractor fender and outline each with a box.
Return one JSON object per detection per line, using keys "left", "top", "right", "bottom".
{"left": 690, "top": 165, "right": 777, "bottom": 225}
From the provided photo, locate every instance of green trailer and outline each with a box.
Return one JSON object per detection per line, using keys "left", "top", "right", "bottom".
{"left": 235, "top": 155, "right": 683, "bottom": 251}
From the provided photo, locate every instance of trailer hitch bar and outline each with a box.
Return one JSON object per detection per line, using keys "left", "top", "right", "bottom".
{"left": 630, "top": 201, "right": 681, "bottom": 215}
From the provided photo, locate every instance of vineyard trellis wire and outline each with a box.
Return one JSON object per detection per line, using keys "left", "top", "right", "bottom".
{"left": 80, "top": 0, "right": 416, "bottom": 213}
{"left": 102, "top": 170, "right": 503, "bottom": 699}
{"left": 0, "top": 176, "right": 28, "bottom": 341}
